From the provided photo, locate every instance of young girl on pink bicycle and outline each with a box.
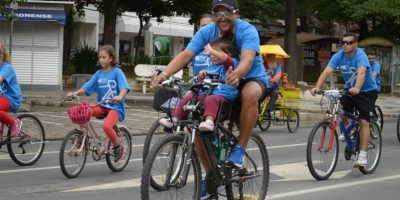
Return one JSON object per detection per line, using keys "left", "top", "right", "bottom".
{"left": 67, "top": 44, "right": 130, "bottom": 162}
{"left": 0, "top": 44, "right": 23, "bottom": 137}
{"left": 159, "top": 35, "right": 239, "bottom": 131}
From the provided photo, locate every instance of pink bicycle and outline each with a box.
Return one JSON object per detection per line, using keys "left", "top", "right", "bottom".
{"left": 0, "top": 114, "right": 45, "bottom": 166}
{"left": 59, "top": 96, "right": 132, "bottom": 178}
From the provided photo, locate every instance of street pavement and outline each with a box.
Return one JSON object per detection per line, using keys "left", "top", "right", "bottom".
{"left": 18, "top": 88, "right": 400, "bottom": 140}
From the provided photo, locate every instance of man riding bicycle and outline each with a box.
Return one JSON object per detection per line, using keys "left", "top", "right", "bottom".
{"left": 311, "top": 32, "right": 379, "bottom": 168}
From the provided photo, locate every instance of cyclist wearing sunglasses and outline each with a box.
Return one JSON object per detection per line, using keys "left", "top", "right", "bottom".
{"left": 151, "top": 0, "right": 272, "bottom": 191}
{"left": 311, "top": 32, "right": 379, "bottom": 168}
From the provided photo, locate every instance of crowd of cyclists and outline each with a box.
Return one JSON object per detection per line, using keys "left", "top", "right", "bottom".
{"left": 1, "top": 0, "right": 400, "bottom": 199}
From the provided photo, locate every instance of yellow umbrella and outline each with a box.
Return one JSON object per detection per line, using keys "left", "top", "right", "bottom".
{"left": 260, "top": 45, "right": 290, "bottom": 58}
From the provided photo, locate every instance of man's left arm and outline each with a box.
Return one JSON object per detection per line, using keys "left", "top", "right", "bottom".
{"left": 226, "top": 50, "right": 255, "bottom": 86}
{"left": 351, "top": 66, "right": 367, "bottom": 95}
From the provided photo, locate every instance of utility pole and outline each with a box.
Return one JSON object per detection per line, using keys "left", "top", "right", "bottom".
{"left": 9, "top": 2, "right": 18, "bottom": 58}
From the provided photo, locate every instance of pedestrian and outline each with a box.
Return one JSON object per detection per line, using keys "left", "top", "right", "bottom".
{"left": 367, "top": 50, "right": 381, "bottom": 93}
{"left": 67, "top": 44, "right": 131, "bottom": 162}
{"left": 0, "top": 43, "right": 23, "bottom": 137}
{"left": 311, "top": 32, "right": 378, "bottom": 167}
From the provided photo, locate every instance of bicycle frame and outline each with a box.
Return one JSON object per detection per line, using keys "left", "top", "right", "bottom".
{"left": 0, "top": 122, "right": 34, "bottom": 146}
{"left": 75, "top": 122, "right": 111, "bottom": 157}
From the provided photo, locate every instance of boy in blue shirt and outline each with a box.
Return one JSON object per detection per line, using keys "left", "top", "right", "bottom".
{"left": 311, "top": 32, "right": 378, "bottom": 168}
{"left": 367, "top": 51, "right": 381, "bottom": 92}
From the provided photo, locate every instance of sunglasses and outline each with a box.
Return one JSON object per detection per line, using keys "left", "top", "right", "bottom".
{"left": 341, "top": 40, "right": 355, "bottom": 45}
{"left": 212, "top": 11, "right": 234, "bottom": 19}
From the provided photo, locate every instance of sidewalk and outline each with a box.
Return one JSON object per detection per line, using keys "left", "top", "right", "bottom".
{"left": 22, "top": 88, "right": 400, "bottom": 119}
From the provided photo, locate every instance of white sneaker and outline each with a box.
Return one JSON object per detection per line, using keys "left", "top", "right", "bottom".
{"left": 354, "top": 154, "right": 367, "bottom": 168}
{"left": 199, "top": 120, "right": 214, "bottom": 132}
{"left": 159, "top": 118, "right": 173, "bottom": 128}
{"left": 338, "top": 134, "right": 345, "bottom": 142}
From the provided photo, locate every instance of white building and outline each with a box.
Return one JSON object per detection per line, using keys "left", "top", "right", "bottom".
{"left": 0, "top": 0, "right": 73, "bottom": 90}
{"left": 73, "top": 7, "right": 194, "bottom": 60}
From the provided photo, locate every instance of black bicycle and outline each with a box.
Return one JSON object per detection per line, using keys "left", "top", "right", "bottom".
{"left": 140, "top": 79, "right": 269, "bottom": 200}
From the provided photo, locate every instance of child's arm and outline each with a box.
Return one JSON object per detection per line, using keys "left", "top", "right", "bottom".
{"left": 112, "top": 88, "right": 129, "bottom": 102}
{"left": 66, "top": 88, "right": 86, "bottom": 98}
{"left": 197, "top": 70, "right": 207, "bottom": 82}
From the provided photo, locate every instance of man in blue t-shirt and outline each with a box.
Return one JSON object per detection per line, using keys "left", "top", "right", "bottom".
{"left": 151, "top": 0, "right": 272, "bottom": 187}
{"left": 311, "top": 32, "right": 378, "bottom": 168}
{"left": 367, "top": 51, "right": 381, "bottom": 92}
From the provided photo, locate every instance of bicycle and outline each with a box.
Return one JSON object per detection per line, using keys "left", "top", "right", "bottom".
{"left": 141, "top": 78, "right": 269, "bottom": 200}
{"left": 59, "top": 96, "right": 132, "bottom": 178}
{"left": 306, "top": 89, "right": 382, "bottom": 180}
{"left": 257, "top": 88, "right": 299, "bottom": 133}
{"left": 0, "top": 114, "right": 46, "bottom": 166}
{"left": 142, "top": 76, "right": 191, "bottom": 163}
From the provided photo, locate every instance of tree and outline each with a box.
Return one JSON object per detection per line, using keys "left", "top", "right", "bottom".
{"left": 0, "top": 0, "right": 25, "bottom": 19}
{"left": 284, "top": 0, "right": 299, "bottom": 83}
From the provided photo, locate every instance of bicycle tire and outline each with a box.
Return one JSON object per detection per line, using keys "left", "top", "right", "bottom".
{"left": 258, "top": 111, "right": 271, "bottom": 131}
{"left": 7, "top": 114, "right": 46, "bottom": 166}
{"left": 59, "top": 129, "right": 88, "bottom": 178}
{"left": 359, "top": 121, "right": 382, "bottom": 174}
{"left": 374, "top": 105, "right": 384, "bottom": 131}
{"left": 141, "top": 134, "right": 201, "bottom": 200}
{"left": 225, "top": 133, "right": 269, "bottom": 199}
{"left": 142, "top": 119, "right": 173, "bottom": 163}
{"left": 306, "top": 120, "right": 339, "bottom": 180}
{"left": 397, "top": 114, "right": 400, "bottom": 144}
{"left": 287, "top": 109, "right": 300, "bottom": 133}
{"left": 106, "top": 126, "right": 132, "bottom": 172}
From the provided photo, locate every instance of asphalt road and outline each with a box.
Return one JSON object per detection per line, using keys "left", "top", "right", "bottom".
{"left": 1, "top": 107, "right": 400, "bottom": 200}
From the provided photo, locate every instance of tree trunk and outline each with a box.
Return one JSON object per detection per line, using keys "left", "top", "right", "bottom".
{"left": 133, "top": 13, "right": 144, "bottom": 66}
{"left": 284, "top": 0, "right": 299, "bottom": 84}
{"left": 102, "top": 0, "right": 117, "bottom": 47}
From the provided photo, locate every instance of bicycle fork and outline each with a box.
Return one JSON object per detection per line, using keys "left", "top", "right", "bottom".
{"left": 319, "top": 119, "right": 337, "bottom": 152}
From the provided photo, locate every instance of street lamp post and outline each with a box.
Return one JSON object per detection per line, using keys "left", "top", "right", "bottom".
{"left": 9, "top": 2, "right": 18, "bottom": 58}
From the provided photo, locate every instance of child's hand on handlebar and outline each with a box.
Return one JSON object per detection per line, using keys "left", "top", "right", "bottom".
{"left": 112, "top": 96, "right": 123, "bottom": 103}
{"left": 310, "top": 87, "right": 319, "bottom": 96}
{"left": 197, "top": 70, "right": 207, "bottom": 82}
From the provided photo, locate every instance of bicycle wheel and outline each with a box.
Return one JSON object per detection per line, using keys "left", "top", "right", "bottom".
{"left": 258, "top": 111, "right": 271, "bottom": 131}
{"left": 59, "top": 129, "right": 88, "bottom": 178}
{"left": 226, "top": 133, "right": 269, "bottom": 200}
{"left": 359, "top": 121, "right": 382, "bottom": 174}
{"left": 7, "top": 114, "right": 45, "bottom": 166}
{"left": 141, "top": 134, "right": 201, "bottom": 200}
{"left": 142, "top": 118, "right": 173, "bottom": 163}
{"left": 397, "top": 114, "right": 400, "bottom": 143}
{"left": 287, "top": 109, "right": 300, "bottom": 133}
{"left": 106, "top": 126, "right": 132, "bottom": 172}
{"left": 306, "top": 120, "right": 339, "bottom": 180}
{"left": 374, "top": 105, "right": 384, "bottom": 131}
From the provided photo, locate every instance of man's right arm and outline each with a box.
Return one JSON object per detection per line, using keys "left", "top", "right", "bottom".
{"left": 311, "top": 67, "right": 334, "bottom": 95}
{"left": 151, "top": 49, "right": 195, "bottom": 87}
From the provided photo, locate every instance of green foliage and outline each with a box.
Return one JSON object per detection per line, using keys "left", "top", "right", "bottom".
{"left": 0, "top": 0, "right": 26, "bottom": 20}
{"left": 238, "top": 0, "right": 284, "bottom": 27}
{"left": 136, "top": 55, "right": 152, "bottom": 64}
{"left": 71, "top": 44, "right": 99, "bottom": 74}
{"left": 152, "top": 56, "right": 172, "bottom": 65}
{"left": 120, "top": 54, "right": 134, "bottom": 65}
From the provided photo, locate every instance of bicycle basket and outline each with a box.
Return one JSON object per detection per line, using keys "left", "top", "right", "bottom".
{"left": 153, "top": 87, "right": 179, "bottom": 112}
{"left": 67, "top": 102, "right": 92, "bottom": 124}
{"left": 160, "top": 97, "right": 181, "bottom": 113}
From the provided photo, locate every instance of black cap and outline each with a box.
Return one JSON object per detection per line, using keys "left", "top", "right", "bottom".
{"left": 211, "top": 0, "right": 238, "bottom": 11}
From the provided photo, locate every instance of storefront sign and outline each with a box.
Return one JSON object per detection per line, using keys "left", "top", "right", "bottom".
{"left": 0, "top": 9, "right": 66, "bottom": 25}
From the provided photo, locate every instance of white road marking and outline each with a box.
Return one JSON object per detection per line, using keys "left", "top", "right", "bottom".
{"left": 267, "top": 174, "right": 400, "bottom": 199}
{"left": 40, "top": 120, "right": 64, "bottom": 126}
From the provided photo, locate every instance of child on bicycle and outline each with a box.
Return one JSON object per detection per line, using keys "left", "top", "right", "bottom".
{"left": 159, "top": 35, "right": 239, "bottom": 131}
{"left": 67, "top": 44, "right": 130, "bottom": 162}
{"left": 0, "top": 44, "right": 23, "bottom": 137}
{"left": 263, "top": 53, "right": 282, "bottom": 111}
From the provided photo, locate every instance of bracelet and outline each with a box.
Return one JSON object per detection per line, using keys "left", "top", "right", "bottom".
{"left": 161, "top": 71, "right": 169, "bottom": 78}
{"left": 73, "top": 91, "right": 78, "bottom": 97}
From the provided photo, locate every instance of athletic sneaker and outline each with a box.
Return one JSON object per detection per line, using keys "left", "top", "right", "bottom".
{"left": 10, "top": 118, "right": 22, "bottom": 137}
{"left": 226, "top": 144, "right": 245, "bottom": 168}
{"left": 159, "top": 117, "right": 175, "bottom": 128}
{"left": 114, "top": 144, "right": 124, "bottom": 162}
{"left": 199, "top": 120, "right": 214, "bottom": 132}
{"left": 338, "top": 134, "right": 345, "bottom": 142}
{"left": 354, "top": 154, "right": 367, "bottom": 168}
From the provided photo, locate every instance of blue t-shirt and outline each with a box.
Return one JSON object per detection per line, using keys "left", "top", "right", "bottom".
{"left": 82, "top": 67, "right": 131, "bottom": 121}
{"left": 186, "top": 19, "right": 271, "bottom": 88}
{"left": 371, "top": 60, "right": 381, "bottom": 92}
{"left": 267, "top": 63, "right": 282, "bottom": 87}
{"left": 327, "top": 48, "right": 378, "bottom": 92}
{"left": 191, "top": 52, "right": 211, "bottom": 76}
{"left": 0, "top": 62, "right": 22, "bottom": 113}
{"left": 203, "top": 59, "right": 239, "bottom": 101}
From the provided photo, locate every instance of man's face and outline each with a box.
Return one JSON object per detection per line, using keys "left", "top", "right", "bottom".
{"left": 368, "top": 55, "right": 375, "bottom": 64}
{"left": 213, "top": 6, "right": 237, "bottom": 34}
{"left": 341, "top": 35, "right": 357, "bottom": 53}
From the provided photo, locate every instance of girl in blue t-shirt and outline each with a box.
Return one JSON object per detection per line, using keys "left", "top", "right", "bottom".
{"left": 0, "top": 44, "right": 23, "bottom": 137}
{"left": 67, "top": 45, "right": 130, "bottom": 162}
